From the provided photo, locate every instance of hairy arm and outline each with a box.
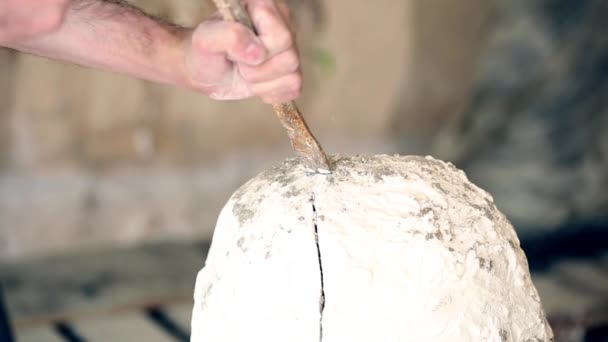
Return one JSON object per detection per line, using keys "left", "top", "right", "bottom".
{"left": 2, "top": 0, "right": 302, "bottom": 103}
{"left": 4, "top": 0, "right": 192, "bottom": 88}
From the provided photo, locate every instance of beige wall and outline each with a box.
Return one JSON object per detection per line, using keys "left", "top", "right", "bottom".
{"left": 392, "top": 0, "right": 494, "bottom": 153}
{"left": 0, "top": 49, "right": 15, "bottom": 169}
{"left": 0, "top": 0, "right": 492, "bottom": 260}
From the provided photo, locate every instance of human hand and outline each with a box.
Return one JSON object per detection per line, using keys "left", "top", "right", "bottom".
{"left": 0, "top": 0, "right": 69, "bottom": 43}
{"left": 183, "top": 0, "right": 302, "bottom": 104}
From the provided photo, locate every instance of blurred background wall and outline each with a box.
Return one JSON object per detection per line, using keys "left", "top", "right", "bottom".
{"left": 0, "top": 0, "right": 464, "bottom": 260}
{"left": 0, "top": 0, "right": 606, "bottom": 266}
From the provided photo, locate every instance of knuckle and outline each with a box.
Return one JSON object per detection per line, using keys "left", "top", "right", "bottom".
{"left": 275, "top": 29, "right": 293, "bottom": 49}
{"left": 226, "top": 24, "right": 249, "bottom": 47}
{"left": 282, "top": 51, "right": 300, "bottom": 73}
{"left": 257, "top": 3, "right": 277, "bottom": 21}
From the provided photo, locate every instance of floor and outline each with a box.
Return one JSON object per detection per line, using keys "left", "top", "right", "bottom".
{"left": 1, "top": 241, "right": 607, "bottom": 342}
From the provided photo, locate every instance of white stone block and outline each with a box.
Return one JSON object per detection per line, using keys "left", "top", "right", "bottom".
{"left": 192, "top": 155, "right": 553, "bottom": 342}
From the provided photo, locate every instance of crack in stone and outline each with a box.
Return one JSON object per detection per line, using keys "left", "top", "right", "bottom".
{"left": 311, "top": 194, "right": 325, "bottom": 341}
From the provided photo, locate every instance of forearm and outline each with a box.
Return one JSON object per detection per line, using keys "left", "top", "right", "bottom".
{"left": 2, "top": 0, "right": 303, "bottom": 103}
{"left": 4, "top": 0, "right": 192, "bottom": 88}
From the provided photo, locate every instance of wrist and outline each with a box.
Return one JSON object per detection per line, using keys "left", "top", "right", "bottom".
{"left": 169, "top": 27, "right": 199, "bottom": 91}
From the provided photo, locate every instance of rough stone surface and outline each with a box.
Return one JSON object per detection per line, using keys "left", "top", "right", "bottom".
{"left": 191, "top": 158, "right": 322, "bottom": 342}
{"left": 192, "top": 155, "right": 553, "bottom": 342}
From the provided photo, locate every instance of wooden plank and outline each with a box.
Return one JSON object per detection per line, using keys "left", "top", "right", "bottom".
{"left": 0, "top": 241, "right": 209, "bottom": 328}
{"left": 16, "top": 327, "right": 63, "bottom": 342}
{"left": 77, "top": 313, "right": 175, "bottom": 342}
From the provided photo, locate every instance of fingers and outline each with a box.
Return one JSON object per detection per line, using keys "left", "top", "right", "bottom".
{"left": 238, "top": 1, "right": 301, "bottom": 103}
{"left": 247, "top": 0, "right": 294, "bottom": 56}
{"left": 189, "top": 2, "right": 302, "bottom": 103}
{"left": 191, "top": 19, "right": 267, "bottom": 66}
{"left": 238, "top": 48, "right": 299, "bottom": 83}
{"left": 249, "top": 72, "right": 303, "bottom": 104}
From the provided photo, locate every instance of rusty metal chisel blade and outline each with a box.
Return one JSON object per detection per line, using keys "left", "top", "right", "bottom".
{"left": 212, "top": 0, "right": 331, "bottom": 173}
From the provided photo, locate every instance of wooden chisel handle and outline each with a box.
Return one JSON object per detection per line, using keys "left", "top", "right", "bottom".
{"left": 211, "top": 0, "right": 331, "bottom": 173}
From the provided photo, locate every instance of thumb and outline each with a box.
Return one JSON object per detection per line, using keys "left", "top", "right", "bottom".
{"left": 192, "top": 19, "right": 267, "bottom": 66}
